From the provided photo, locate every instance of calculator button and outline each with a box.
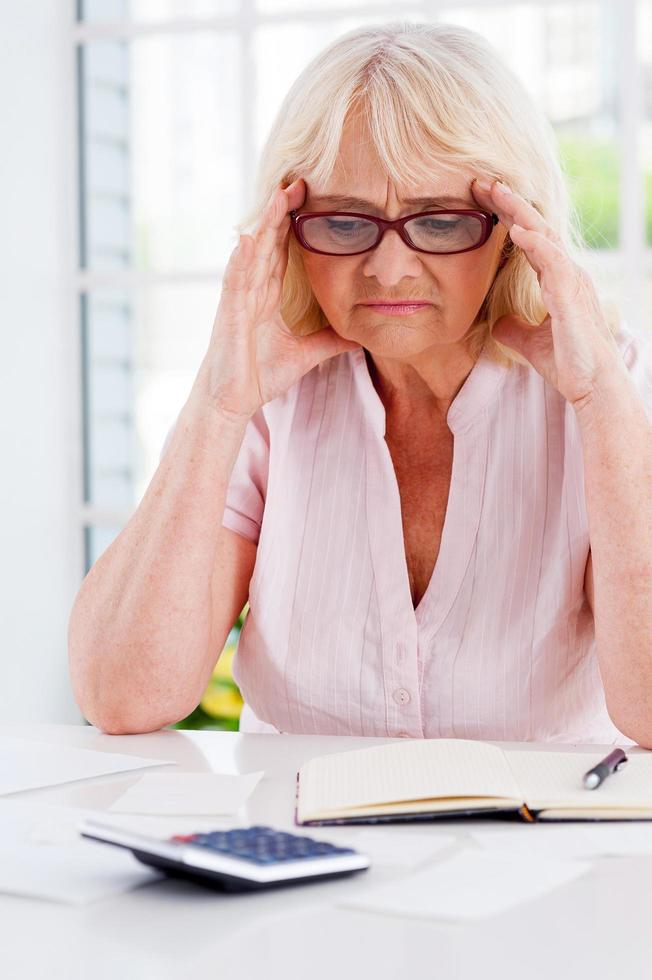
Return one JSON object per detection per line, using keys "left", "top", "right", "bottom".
{"left": 171, "top": 826, "right": 359, "bottom": 866}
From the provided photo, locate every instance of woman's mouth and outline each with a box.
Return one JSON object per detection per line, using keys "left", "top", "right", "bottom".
{"left": 362, "top": 303, "right": 430, "bottom": 316}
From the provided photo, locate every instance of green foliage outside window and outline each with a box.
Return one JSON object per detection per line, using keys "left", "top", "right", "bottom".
{"left": 557, "top": 133, "right": 652, "bottom": 248}
{"left": 557, "top": 134, "right": 619, "bottom": 249}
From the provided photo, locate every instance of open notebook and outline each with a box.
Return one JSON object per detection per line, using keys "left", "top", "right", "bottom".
{"left": 295, "top": 739, "right": 652, "bottom": 825}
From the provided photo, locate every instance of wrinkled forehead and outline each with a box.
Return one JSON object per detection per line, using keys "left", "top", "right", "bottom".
{"left": 304, "top": 108, "right": 476, "bottom": 206}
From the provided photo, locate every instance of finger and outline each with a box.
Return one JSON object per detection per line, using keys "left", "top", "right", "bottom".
{"left": 509, "top": 224, "right": 566, "bottom": 275}
{"left": 248, "top": 190, "right": 288, "bottom": 296}
{"left": 253, "top": 185, "right": 287, "bottom": 244}
{"left": 270, "top": 224, "right": 291, "bottom": 285}
{"left": 471, "top": 177, "right": 556, "bottom": 242}
{"left": 218, "top": 235, "right": 252, "bottom": 321}
{"left": 254, "top": 178, "right": 303, "bottom": 240}
{"left": 510, "top": 224, "right": 586, "bottom": 316}
{"left": 270, "top": 183, "right": 303, "bottom": 280}
{"left": 284, "top": 177, "right": 306, "bottom": 212}
{"left": 249, "top": 181, "right": 301, "bottom": 295}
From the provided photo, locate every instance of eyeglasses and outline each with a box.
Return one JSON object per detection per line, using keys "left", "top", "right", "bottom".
{"left": 290, "top": 208, "right": 499, "bottom": 256}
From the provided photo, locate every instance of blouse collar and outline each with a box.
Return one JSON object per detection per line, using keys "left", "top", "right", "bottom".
{"left": 351, "top": 340, "right": 510, "bottom": 436}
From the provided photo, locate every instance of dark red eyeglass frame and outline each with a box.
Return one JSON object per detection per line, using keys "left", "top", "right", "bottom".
{"left": 289, "top": 208, "right": 499, "bottom": 256}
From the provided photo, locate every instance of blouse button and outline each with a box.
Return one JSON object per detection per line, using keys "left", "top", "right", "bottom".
{"left": 393, "top": 687, "right": 411, "bottom": 705}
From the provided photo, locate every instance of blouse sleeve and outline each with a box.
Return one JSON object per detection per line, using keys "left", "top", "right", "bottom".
{"left": 220, "top": 407, "right": 270, "bottom": 545}
{"left": 620, "top": 326, "right": 652, "bottom": 425}
{"left": 158, "top": 406, "right": 270, "bottom": 546}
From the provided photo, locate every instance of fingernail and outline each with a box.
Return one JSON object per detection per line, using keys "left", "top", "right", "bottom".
{"left": 495, "top": 181, "right": 512, "bottom": 195}
{"left": 474, "top": 178, "right": 492, "bottom": 193}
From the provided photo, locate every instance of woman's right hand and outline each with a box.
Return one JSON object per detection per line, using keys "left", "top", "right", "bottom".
{"left": 196, "top": 177, "right": 362, "bottom": 421}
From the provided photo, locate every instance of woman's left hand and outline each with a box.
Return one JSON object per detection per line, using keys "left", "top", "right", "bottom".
{"left": 470, "top": 176, "right": 623, "bottom": 412}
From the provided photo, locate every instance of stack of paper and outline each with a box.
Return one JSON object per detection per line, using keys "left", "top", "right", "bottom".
{"left": 0, "top": 799, "right": 162, "bottom": 905}
{"left": 0, "top": 734, "right": 267, "bottom": 905}
{"left": 107, "top": 770, "right": 264, "bottom": 815}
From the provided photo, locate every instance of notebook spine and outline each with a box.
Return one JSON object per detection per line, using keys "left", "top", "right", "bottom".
{"left": 293, "top": 771, "right": 301, "bottom": 826}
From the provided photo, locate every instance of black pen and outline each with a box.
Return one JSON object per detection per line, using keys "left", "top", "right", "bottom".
{"left": 582, "top": 748, "right": 628, "bottom": 790}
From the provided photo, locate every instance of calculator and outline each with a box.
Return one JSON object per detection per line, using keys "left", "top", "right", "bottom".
{"left": 79, "top": 819, "right": 370, "bottom": 892}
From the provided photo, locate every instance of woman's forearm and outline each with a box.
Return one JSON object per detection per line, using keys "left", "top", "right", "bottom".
{"left": 574, "top": 364, "right": 652, "bottom": 746}
{"left": 67, "top": 375, "right": 250, "bottom": 733}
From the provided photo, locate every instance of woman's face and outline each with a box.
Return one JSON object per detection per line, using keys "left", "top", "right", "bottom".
{"left": 298, "top": 118, "right": 509, "bottom": 359}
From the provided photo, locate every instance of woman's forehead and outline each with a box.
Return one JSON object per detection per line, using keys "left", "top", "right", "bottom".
{"left": 305, "top": 134, "right": 475, "bottom": 204}
{"left": 304, "top": 190, "right": 477, "bottom": 213}
{"left": 303, "top": 174, "right": 477, "bottom": 210}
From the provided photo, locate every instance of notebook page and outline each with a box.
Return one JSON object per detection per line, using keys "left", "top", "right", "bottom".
{"left": 504, "top": 750, "right": 652, "bottom": 810}
{"left": 298, "top": 739, "right": 522, "bottom": 819}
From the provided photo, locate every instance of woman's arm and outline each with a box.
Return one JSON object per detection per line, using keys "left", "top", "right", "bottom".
{"left": 574, "top": 367, "right": 652, "bottom": 747}
{"left": 470, "top": 176, "right": 652, "bottom": 746}
{"left": 67, "top": 389, "right": 254, "bottom": 735}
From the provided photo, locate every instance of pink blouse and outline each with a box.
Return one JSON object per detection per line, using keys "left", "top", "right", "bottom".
{"left": 165, "top": 321, "right": 652, "bottom": 743}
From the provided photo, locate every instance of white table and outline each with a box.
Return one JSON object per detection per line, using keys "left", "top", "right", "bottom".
{"left": 1, "top": 722, "right": 651, "bottom": 980}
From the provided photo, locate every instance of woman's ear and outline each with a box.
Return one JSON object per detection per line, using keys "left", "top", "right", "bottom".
{"left": 497, "top": 235, "right": 515, "bottom": 270}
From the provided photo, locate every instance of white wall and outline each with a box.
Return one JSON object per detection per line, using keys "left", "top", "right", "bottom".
{"left": 0, "top": 1, "right": 85, "bottom": 723}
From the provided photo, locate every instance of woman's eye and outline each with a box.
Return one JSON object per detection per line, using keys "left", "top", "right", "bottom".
{"left": 326, "top": 220, "right": 362, "bottom": 232}
{"left": 419, "top": 219, "right": 458, "bottom": 231}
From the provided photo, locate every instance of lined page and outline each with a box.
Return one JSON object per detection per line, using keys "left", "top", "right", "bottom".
{"left": 504, "top": 750, "right": 652, "bottom": 810}
{"left": 298, "top": 739, "right": 522, "bottom": 821}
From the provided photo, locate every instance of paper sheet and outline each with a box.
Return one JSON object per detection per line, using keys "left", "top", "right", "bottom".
{"left": 107, "top": 770, "right": 265, "bottom": 815}
{"left": 73, "top": 812, "right": 244, "bottom": 839}
{"left": 314, "top": 827, "right": 458, "bottom": 869}
{"left": 0, "top": 735, "right": 176, "bottom": 796}
{"left": 470, "top": 823, "right": 652, "bottom": 859}
{"left": 340, "top": 850, "right": 591, "bottom": 921}
{"left": 0, "top": 799, "right": 162, "bottom": 905}
{"left": 0, "top": 840, "right": 161, "bottom": 905}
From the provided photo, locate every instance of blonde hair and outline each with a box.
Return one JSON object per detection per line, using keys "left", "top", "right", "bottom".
{"left": 235, "top": 20, "right": 622, "bottom": 368}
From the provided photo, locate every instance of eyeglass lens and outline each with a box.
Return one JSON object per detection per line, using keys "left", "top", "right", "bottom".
{"left": 300, "top": 212, "right": 484, "bottom": 254}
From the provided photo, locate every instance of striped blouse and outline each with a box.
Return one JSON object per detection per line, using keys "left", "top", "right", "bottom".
{"left": 165, "top": 321, "right": 652, "bottom": 743}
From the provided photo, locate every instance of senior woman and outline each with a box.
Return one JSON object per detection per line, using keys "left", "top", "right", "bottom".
{"left": 68, "top": 22, "right": 652, "bottom": 746}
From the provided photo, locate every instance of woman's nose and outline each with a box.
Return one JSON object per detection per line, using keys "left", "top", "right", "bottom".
{"left": 361, "top": 227, "right": 423, "bottom": 284}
